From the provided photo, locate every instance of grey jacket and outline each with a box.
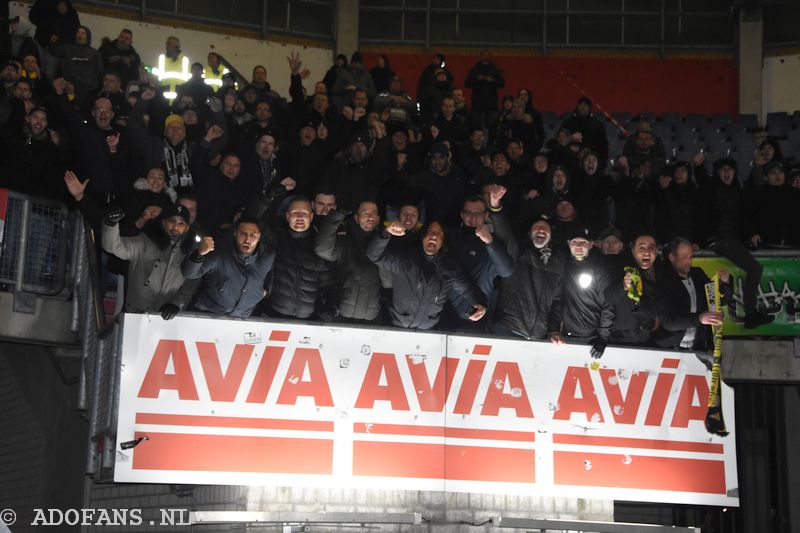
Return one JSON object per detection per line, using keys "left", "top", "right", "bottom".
{"left": 102, "top": 222, "right": 199, "bottom": 313}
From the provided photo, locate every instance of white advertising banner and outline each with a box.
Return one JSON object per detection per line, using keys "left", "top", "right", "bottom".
{"left": 115, "top": 313, "right": 738, "bottom": 506}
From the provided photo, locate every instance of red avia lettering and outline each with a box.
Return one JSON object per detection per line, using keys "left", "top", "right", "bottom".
{"left": 555, "top": 358, "right": 709, "bottom": 428}
{"left": 355, "top": 349, "right": 533, "bottom": 418}
{"left": 137, "top": 337, "right": 332, "bottom": 406}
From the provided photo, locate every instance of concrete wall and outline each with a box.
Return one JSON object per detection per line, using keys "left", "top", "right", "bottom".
{"left": 9, "top": 2, "right": 333, "bottom": 97}
{"left": 0, "top": 345, "right": 87, "bottom": 533}
{"left": 763, "top": 54, "right": 800, "bottom": 116}
{"left": 81, "top": 482, "right": 613, "bottom": 532}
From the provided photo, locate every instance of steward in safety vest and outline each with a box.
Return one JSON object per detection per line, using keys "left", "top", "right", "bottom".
{"left": 203, "top": 52, "right": 229, "bottom": 91}
{"left": 154, "top": 36, "right": 189, "bottom": 101}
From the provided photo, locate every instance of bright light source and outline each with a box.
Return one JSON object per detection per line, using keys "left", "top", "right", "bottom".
{"left": 195, "top": 235, "right": 202, "bottom": 243}
{"left": 578, "top": 273, "right": 593, "bottom": 289}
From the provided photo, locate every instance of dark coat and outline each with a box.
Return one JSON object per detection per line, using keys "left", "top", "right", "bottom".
{"left": 182, "top": 235, "right": 275, "bottom": 318}
{"left": 560, "top": 112, "right": 609, "bottom": 167}
{"left": 265, "top": 225, "right": 335, "bottom": 319}
{"left": 652, "top": 266, "right": 732, "bottom": 351}
{"left": 367, "top": 232, "right": 481, "bottom": 330}
{"left": 98, "top": 38, "right": 141, "bottom": 86}
{"left": 464, "top": 61, "right": 505, "bottom": 113}
{"left": 551, "top": 252, "right": 614, "bottom": 342}
{"left": 605, "top": 261, "right": 661, "bottom": 345}
{"left": 314, "top": 211, "right": 382, "bottom": 321}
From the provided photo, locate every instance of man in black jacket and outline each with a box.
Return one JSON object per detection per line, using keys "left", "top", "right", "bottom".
{"left": 492, "top": 211, "right": 566, "bottom": 340}
{"left": 695, "top": 156, "right": 772, "bottom": 329}
{"left": 314, "top": 201, "right": 382, "bottom": 323}
{"left": 605, "top": 234, "right": 660, "bottom": 346}
{"left": 367, "top": 220, "right": 486, "bottom": 330}
{"left": 464, "top": 50, "right": 505, "bottom": 129}
{"left": 261, "top": 197, "right": 335, "bottom": 320}
{"left": 560, "top": 97, "right": 609, "bottom": 170}
{"left": 549, "top": 226, "right": 614, "bottom": 358}
{"left": 653, "top": 237, "right": 730, "bottom": 351}
{"left": 181, "top": 216, "right": 274, "bottom": 318}
{"left": 445, "top": 194, "right": 514, "bottom": 331}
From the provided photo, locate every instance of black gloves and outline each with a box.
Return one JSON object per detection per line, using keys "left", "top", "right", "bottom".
{"left": 104, "top": 207, "right": 125, "bottom": 226}
{"left": 159, "top": 303, "right": 180, "bottom": 320}
{"left": 590, "top": 339, "right": 607, "bottom": 359}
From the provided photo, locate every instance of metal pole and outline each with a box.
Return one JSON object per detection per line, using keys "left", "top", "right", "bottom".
{"left": 542, "top": 0, "right": 547, "bottom": 53}
{"left": 140, "top": 0, "right": 146, "bottom": 22}
{"left": 261, "top": 0, "right": 268, "bottom": 40}
{"left": 425, "top": 0, "right": 431, "bottom": 50}
{"left": 660, "top": 0, "right": 666, "bottom": 58}
{"left": 14, "top": 198, "right": 30, "bottom": 291}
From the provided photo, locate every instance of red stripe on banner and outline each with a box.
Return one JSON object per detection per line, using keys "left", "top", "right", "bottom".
{"left": 662, "top": 358, "right": 681, "bottom": 369}
{"left": 136, "top": 413, "right": 333, "bottom": 432}
{"left": 554, "top": 451, "right": 726, "bottom": 494}
{"left": 269, "top": 330, "right": 291, "bottom": 341}
{"left": 472, "top": 344, "right": 492, "bottom": 355}
{"left": 132, "top": 432, "right": 333, "bottom": 474}
{"left": 353, "top": 423, "right": 535, "bottom": 442}
{"left": 0, "top": 188, "right": 8, "bottom": 220}
{"left": 353, "top": 441, "right": 535, "bottom": 483}
{"left": 553, "top": 434, "right": 722, "bottom": 454}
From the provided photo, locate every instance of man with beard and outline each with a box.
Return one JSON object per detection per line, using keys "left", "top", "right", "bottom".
{"left": 102, "top": 204, "right": 198, "bottom": 319}
{"left": 314, "top": 201, "right": 383, "bottom": 323}
{"left": 128, "top": 86, "right": 227, "bottom": 194}
{"left": 549, "top": 226, "right": 614, "bottom": 359}
{"left": 367, "top": 219, "right": 486, "bottom": 330}
{"left": 261, "top": 197, "right": 335, "bottom": 319}
{"left": 402, "top": 142, "right": 466, "bottom": 226}
{"left": 491, "top": 189, "right": 567, "bottom": 339}
{"left": 319, "top": 131, "right": 389, "bottom": 213}
{"left": 605, "top": 233, "right": 660, "bottom": 345}
{"left": 182, "top": 216, "right": 274, "bottom": 318}
{"left": 99, "top": 28, "right": 140, "bottom": 87}
{"left": 445, "top": 191, "right": 513, "bottom": 331}
{"left": 0, "top": 106, "right": 66, "bottom": 199}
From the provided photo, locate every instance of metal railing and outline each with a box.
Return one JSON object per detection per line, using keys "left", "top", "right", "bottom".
{"left": 360, "top": 0, "right": 736, "bottom": 53}
{"left": 0, "top": 191, "right": 70, "bottom": 295}
{"left": 74, "top": 0, "right": 335, "bottom": 42}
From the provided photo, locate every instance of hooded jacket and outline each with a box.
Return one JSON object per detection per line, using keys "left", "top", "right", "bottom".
{"left": 103, "top": 218, "right": 199, "bottom": 313}
{"left": 695, "top": 158, "right": 744, "bottom": 245}
{"left": 54, "top": 26, "right": 103, "bottom": 97}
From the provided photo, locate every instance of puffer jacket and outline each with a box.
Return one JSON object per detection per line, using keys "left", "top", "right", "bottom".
{"left": 493, "top": 243, "right": 566, "bottom": 339}
{"left": 367, "top": 233, "right": 481, "bottom": 330}
{"left": 102, "top": 220, "right": 198, "bottom": 313}
{"left": 551, "top": 251, "right": 614, "bottom": 342}
{"left": 181, "top": 234, "right": 275, "bottom": 318}
{"left": 265, "top": 226, "right": 335, "bottom": 319}
{"left": 314, "top": 211, "right": 381, "bottom": 321}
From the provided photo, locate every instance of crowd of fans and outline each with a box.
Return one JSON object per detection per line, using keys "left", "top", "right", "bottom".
{"left": 3, "top": 2, "right": 799, "bottom": 359}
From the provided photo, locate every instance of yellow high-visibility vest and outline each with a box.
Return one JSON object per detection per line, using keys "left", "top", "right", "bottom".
{"left": 152, "top": 53, "right": 190, "bottom": 100}
{"left": 203, "top": 65, "right": 229, "bottom": 88}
